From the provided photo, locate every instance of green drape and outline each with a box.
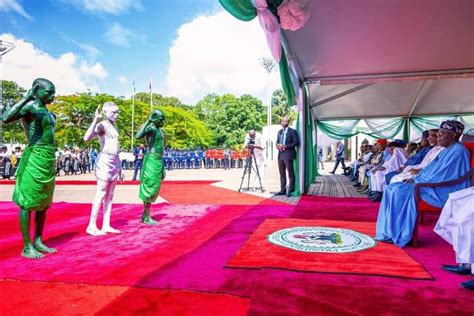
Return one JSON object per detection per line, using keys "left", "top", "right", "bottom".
{"left": 219, "top": 0, "right": 296, "bottom": 107}
{"left": 279, "top": 52, "right": 296, "bottom": 107}
{"left": 317, "top": 115, "right": 474, "bottom": 142}
{"left": 218, "top": 0, "right": 256, "bottom": 21}
{"left": 317, "top": 120, "right": 361, "bottom": 139}
{"left": 304, "top": 104, "right": 316, "bottom": 191}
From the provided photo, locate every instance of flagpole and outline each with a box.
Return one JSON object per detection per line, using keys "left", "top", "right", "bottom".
{"left": 149, "top": 77, "right": 153, "bottom": 112}
{"left": 131, "top": 76, "right": 135, "bottom": 150}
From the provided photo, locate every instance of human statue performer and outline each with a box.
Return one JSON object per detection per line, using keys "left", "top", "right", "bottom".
{"left": 2, "top": 78, "right": 57, "bottom": 259}
{"left": 136, "top": 110, "right": 166, "bottom": 225}
{"left": 83, "top": 102, "right": 122, "bottom": 236}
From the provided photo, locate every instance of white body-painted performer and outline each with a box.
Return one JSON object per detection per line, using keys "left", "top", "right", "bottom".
{"left": 83, "top": 102, "right": 121, "bottom": 236}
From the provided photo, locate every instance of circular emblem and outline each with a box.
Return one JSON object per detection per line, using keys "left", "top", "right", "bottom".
{"left": 267, "top": 226, "right": 376, "bottom": 253}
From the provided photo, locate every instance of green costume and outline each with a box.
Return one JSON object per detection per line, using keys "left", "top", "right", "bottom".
{"left": 136, "top": 110, "right": 166, "bottom": 225}
{"left": 13, "top": 145, "right": 56, "bottom": 211}
{"left": 139, "top": 152, "right": 164, "bottom": 203}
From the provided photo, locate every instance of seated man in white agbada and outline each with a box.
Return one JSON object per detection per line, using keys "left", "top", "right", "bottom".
{"left": 369, "top": 140, "right": 408, "bottom": 201}
{"left": 390, "top": 129, "right": 444, "bottom": 184}
{"left": 434, "top": 187, "right": 474, "bottom": 290}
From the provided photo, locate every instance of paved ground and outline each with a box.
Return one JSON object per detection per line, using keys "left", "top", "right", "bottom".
{"left": 0, "top": 160, "right": 343, "bottom": 204}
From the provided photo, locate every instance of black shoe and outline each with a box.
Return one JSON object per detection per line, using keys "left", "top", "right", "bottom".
{"left": 329, "top": 171, "right": 335, "bottom": 174}
{"left": 371, "top": 192, "right": 383, "bottom": 202}
{"left": 460, "top": 280, "right": 474, "bottom": 290}
{"left": 353, "top": 182, "right": 361, "bottom": 187}
{"left": 442, "top": 264, "right": 472, "bottom": 275}
{"left": 286, "top": 192, "right": 293, "bottom": 197}
{"left": 274, "top": 191, "right": 286, "bottom": 196}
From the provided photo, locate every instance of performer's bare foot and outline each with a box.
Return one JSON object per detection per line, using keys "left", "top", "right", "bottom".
{"left": 86, "top": 226, "right": 106, "bottom": 236}
{"left": 141, "top": 214, "right": 158, "bottom": 225}
{"left": 34, "top": 237, "right": 57, "bottom": 253}
{"left": 101, "top": 227, "right": 121, "bottom": 234}
{"left": 22, "top": 243, "right": 45, "bottom": 259}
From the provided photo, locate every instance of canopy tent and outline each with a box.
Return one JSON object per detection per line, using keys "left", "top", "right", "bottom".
{"left": 220, "top": 0, "right": 474, "bottom": 194}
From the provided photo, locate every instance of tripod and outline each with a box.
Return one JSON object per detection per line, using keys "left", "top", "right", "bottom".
{"left": 238, "top": 146, "right": 264, "bottom": 193}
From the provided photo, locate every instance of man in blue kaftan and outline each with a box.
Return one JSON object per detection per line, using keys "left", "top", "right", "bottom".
{"left": 384, "top": 130, "right": 434, "bottom": 184}
{"left": 375, "top": 120, "right": 470, "bottom": 247}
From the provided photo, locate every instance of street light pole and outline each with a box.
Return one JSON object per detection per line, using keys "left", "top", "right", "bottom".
{"left": 0, "top": 40, "right": 16, "bottom": 144}
{"left": 259, "top": 57, "right": 276, "bottom": 160}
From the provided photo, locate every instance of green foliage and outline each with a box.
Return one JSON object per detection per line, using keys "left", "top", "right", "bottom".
{"left": 271, "top": 89, "right": 296, "bottom": 124}
{"left": 2, "top": 80, "right": 267, "bottom": 150}
{"left": 1, "top": 80, "right": 27, "bottom": 144}
{"left": 194, "top": 93, "right": 266, "bottom": 147}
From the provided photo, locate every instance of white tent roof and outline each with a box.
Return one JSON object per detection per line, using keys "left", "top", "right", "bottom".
{"left": 283, "top": 0, "right": 474, "bottom": 120}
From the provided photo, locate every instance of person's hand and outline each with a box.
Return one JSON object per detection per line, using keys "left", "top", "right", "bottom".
{"left": 379, "top": 167, "right": 386, "bottom": 171}
{"left": 24, "top": 85, "right": 38, "bottom": 101}
{"left": 94, "top": 105, "right": 102, "bottom": 121}
{"left": 409, "top": 168, "right": 420, "bottom": 175}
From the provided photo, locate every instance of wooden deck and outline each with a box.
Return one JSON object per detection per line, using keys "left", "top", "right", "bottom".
{"left": 269, "top": 174, "right": 364, "bottom": 204}
{"left": 307, "top": 174, "right": 366, "bottom": 198}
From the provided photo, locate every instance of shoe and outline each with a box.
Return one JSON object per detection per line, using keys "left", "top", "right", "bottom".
{"left": 370, "top": 192, "right": 383, "bottom": 202}
{"left": 329, "top": 171, "right": 335, "bottom": 174}
{"left": 460, "top": 280, "right": 474, "bottom": 290}
{"left": 442, "top": 264, "right": 472, "bottom": 275}
{"left": 359, "top": 189, "right": 369, "bottom": 194}
{"left": 274, "top": 191, "right": 286, "bottom": 196}
{"left": 286, "top": 192, "right": 293, "bottom": 197}
{"left": 353, "top": 182, "right": 361, "bottom": 187}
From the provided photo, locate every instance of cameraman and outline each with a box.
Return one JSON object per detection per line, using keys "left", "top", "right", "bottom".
{"left": 244, "top": 129, "right": 265, "bottom": 189}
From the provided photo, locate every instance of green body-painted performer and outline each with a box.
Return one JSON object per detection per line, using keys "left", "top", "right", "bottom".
{"left": 136, "top": 110, "right": 165, "bottom": 225}
{"left": 2, "top": 78, "right": 57, "bottom": 259}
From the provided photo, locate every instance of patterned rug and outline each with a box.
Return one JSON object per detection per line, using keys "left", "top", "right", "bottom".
{"left": 227, "top": 218, "right": 432, "bottom": 279}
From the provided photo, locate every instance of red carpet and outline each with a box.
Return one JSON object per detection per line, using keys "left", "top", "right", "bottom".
{"left": 227, "top": 218, "right": 432, "bottom": 279}
{"left": 0, "top": 202, "right": 253, "bottom": 285}
{"left": 0, "top": 280, "right": 250, "bottom": 316}
{"left": 160, "top": 182, "right": 284, "bottom": 205}
{"left": 1, "top": 187, "right": 473, "bottom": 315}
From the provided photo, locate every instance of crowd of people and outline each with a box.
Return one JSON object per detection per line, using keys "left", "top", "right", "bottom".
{"left": 342, "top": 120, "right": 473, "bottom": 290}
{"left": 1, "top": 144, "right": 254, "bottom": 180}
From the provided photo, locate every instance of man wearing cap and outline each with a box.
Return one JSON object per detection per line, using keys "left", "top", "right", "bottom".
{"left": 376, "top": 120, "right": 470, "bottom": 247}
{"left": 390, "top": 129, "right": 444, "bottom": 184}
{"left": 356, "top": 140, "right": 387, "bottom": 194}
{"left": 385, "top": 130, "right": 434, "bottom": 184}
{"left": 368, "top": 140, "right": 409, "bottom": 201}
{"left": 434, "top": 186, "right": 474, "bottom": 290}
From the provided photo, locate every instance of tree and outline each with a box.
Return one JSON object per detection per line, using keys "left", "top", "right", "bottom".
{"left": 271, "top": 89, "right": 296, "bottom": 124}
{"left": 1, "top": 80, "right": 27, "bottom": 144}
{"left": 194, "top": 93, "right": 266, "bottom": 147}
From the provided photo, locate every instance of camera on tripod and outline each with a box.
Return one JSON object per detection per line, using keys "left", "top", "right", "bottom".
{"left": 246, "top": 138, "right": 255, "bottom": 147}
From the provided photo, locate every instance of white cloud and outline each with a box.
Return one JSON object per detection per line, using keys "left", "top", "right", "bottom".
{"left": 0, "top": 33, "right": 108, "bottom": 95}
{"left": 165, "top": 11, "right": 281, "bottom": 105}
{"left": 80, "top": 62, "right": 107, "bottom": 79}
{"left": 104, "top": 22, "right": 141, "bottom": 47}
{"left": 58, "top": 31, "right": 101, "bottom": 59}
{"left": 61, "top": 0, "right": 143, "bottom": 15}
{"left": 118, "top": 75, "right": 126, "bottom": 83}
{"left": 0, "top": 0, "right": 32, "bottom": 20}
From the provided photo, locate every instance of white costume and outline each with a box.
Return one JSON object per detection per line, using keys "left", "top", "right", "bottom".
{"left": 83, "top": 102, "right": 121, "bottom": 236}
{"left": 390, "top": 146, "right": 445, "bottom": 184}
{"left": 244, "top": 131, "right": 265, "bottom": 188}
{"left": 370, "top": 147, "right": 408, "bottom": 192}
{"left": 94, "top": 120, "right": 121, "bottom": 181}
{"left": 434, "top": 187, "right": 474, "bottom": 270}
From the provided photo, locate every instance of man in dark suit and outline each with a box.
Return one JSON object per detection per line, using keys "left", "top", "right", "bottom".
{"left": 275, "top": 117, "right": 300, "bottom": 197}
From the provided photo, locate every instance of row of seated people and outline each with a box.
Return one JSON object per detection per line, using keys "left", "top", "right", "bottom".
{"left": 347, "top": 120, "right": 473, "bottom": 290}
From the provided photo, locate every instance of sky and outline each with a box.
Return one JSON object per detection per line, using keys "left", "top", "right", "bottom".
{"left": 0, "top": 0, "right": 281, "bottom": 105}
